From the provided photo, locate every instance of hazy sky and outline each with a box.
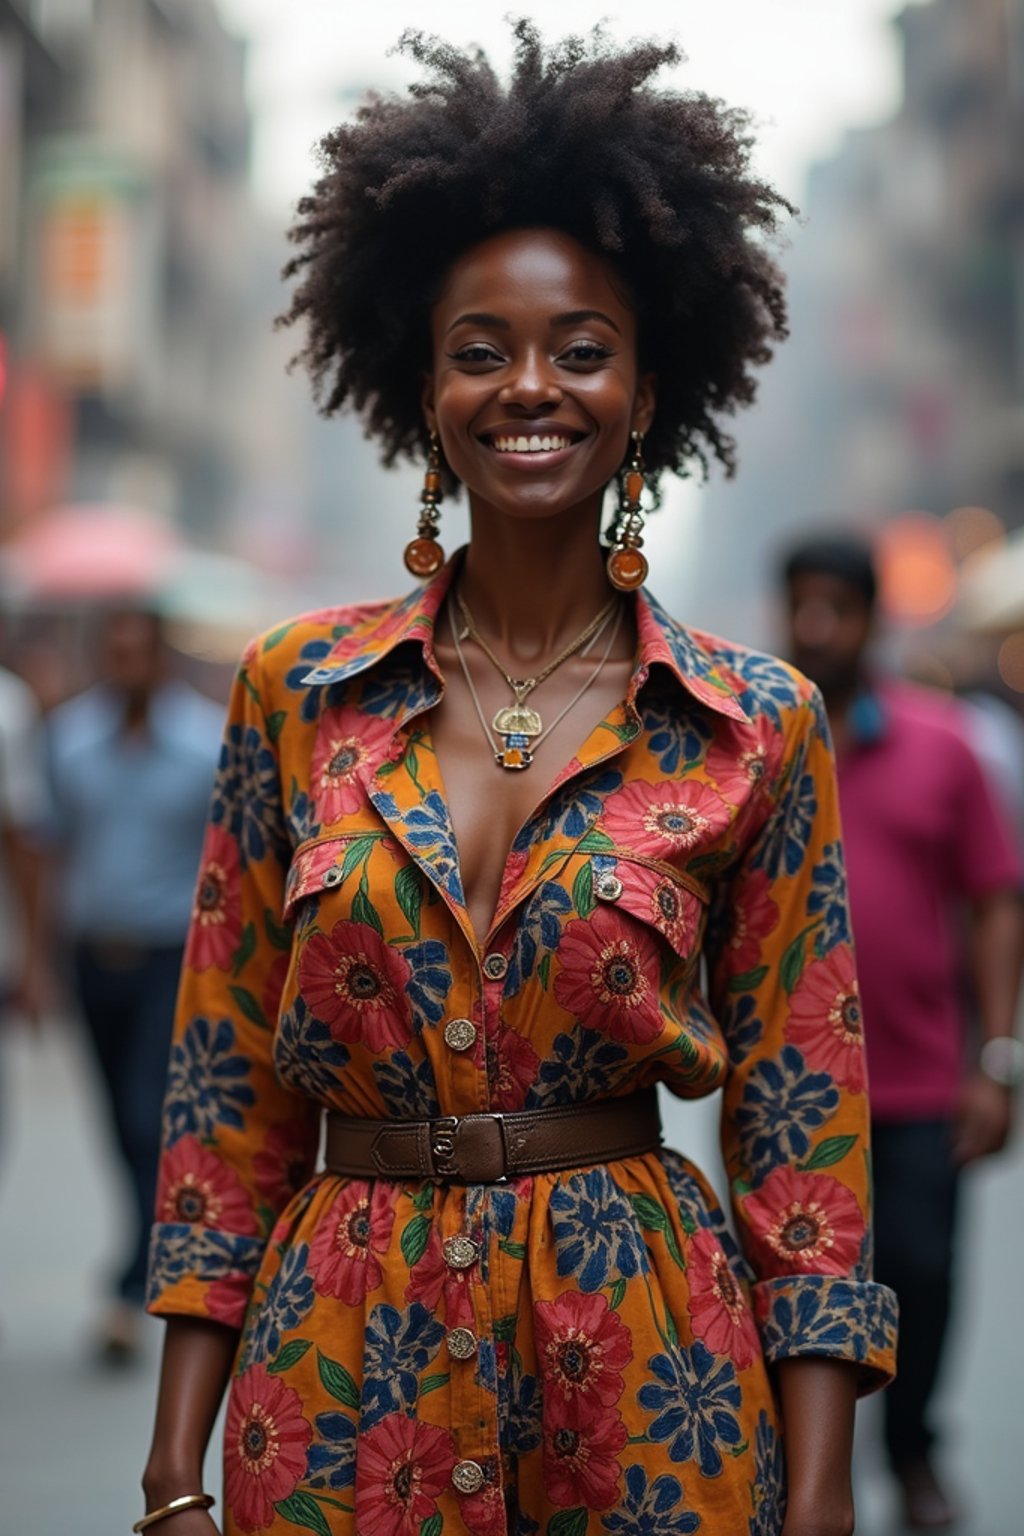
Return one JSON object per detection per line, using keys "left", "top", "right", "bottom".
{"left": 218, "top": 0, "right": 918, "bottom": 215}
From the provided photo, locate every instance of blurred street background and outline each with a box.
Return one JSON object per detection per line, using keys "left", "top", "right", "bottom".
{"left": 2, "top": 0, "right": 1024, "bottom": 1532}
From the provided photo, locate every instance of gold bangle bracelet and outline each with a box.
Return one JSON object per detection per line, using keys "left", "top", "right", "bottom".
{"left": 132, "top": 1493, "right": 215, "bottom": 1531}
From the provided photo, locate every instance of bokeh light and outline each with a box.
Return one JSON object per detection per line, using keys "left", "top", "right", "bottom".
{"left": 997, "top": 632, "right": 1024, "bottom": 694}
{"left": 877, "top": 513, "right": 959, "bottom": 627}
{"left": 944, "top": 505, "right": 1005, "bottom": 562}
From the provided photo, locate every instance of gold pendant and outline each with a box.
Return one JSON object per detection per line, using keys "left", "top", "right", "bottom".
{"left": 492, "top": 701, "right": 542, "bottom": 737}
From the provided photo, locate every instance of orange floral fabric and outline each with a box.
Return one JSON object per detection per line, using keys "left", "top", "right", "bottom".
{"left": 148, "top": 557, "right": 896, "bottom": 1536}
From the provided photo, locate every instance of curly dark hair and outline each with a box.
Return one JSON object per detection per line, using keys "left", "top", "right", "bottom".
{"left": 278, "top": 21, "right": 792, "bottom": 483}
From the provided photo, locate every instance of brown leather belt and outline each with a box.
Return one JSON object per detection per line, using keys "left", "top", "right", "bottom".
{"left": 323, "top": 1089, "right": 662, "bottom": 1184}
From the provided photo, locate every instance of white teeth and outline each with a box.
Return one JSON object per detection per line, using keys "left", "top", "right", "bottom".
{"left": 492, "top": 434, "right": 573, "bottom": 453}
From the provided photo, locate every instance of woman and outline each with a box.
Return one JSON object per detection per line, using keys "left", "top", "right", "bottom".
{"left": 140, "top": 26, "right": 896, "bottom": 1536}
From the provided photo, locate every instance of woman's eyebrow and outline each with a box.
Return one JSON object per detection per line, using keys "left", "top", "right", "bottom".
{"left": 552, "top": 308, "right": 621, "bottom": 334}
{"left": 445, "top": 312, "right": 510, "bottom": 334}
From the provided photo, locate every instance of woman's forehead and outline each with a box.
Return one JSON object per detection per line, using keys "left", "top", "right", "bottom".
{"left": 434, "top": 228, "right": 633, "bottom": 321}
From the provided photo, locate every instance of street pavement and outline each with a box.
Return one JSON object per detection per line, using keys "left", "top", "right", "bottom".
{"left": 1, "top": 1015, "right": 1021, "bottom": 1536}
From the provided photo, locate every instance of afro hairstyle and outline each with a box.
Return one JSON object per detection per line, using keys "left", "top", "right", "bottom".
{"left": 278, "top": 20, "right": 793, "bottom": 485}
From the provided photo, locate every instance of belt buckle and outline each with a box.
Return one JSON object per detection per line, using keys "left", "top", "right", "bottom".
{"left": 430, "top": 1116, "right": 460, "bottom": 1179}
{"left": 429, "top": 1113, "right": 508, "bottom": 1183}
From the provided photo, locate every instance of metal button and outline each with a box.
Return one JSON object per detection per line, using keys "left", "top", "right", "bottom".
{"left": 595, "top": 871, "right": 623, "bottom": 902}
{"left": 444, "top": 1018, "right": 477, "bottom": 1052}
{"left": 482, "top": 952, "right": 508, "bottom": 981}
{"left": 446, "top": 1326, "right": 478, "bottom": 1360}
{"left": 442, "top": 1234, "right": 479, "bottom": 1270}
{"left": 452, "top": 1459, "right": 485, "bottom": 1494}
{"left": 321, "top": 866, "right": 343, "bottom": 889}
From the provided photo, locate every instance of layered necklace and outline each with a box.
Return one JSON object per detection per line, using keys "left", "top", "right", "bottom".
{"left": 448, "top": 589, "right": 623, "bottom": 770}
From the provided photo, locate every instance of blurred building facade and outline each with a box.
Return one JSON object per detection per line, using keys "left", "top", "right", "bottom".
{"left": 687, "top": 0, "right": 1024, "bottom": 645}
{"left": 0, "top": 0, "right": 257, "bottom": 539}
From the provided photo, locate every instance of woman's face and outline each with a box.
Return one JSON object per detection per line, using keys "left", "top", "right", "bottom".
{"left": 424, "top": 227, "right": 656, "bottom": 522}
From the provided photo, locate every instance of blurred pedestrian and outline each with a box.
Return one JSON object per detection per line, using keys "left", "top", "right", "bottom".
{"left": 47, "top": 609, "right": 223, "bottom": 1362}
{"left": 0, "top": 662, "right": 50, "bottom": 1037}
{"left": 782, "top": 533, "right": 1024, "bottom": 1530}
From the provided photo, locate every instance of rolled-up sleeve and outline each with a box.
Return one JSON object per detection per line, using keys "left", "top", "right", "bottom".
{"left": 146, "top": 639, "right": 319, "bottom": 1328}
{"left": 707, "top": 680, "right": 898, "bottom": 1394}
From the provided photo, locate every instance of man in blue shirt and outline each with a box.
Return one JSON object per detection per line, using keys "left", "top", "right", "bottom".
{"left": 48, "top": 610, "right": 224, "bottom": 1361}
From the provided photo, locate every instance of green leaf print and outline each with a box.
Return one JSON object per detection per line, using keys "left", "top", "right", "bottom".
{"left": 266, "top": 709, "right": 288, "bottom": 743}
{"left": 728, "top": 965, "right": 769, "bottom": 993}
{"left": 400, "top": 1214, "right": 432, "bottom": 1268}
{"left": 316, "top": 1349, "right": 360, "bottom": 1409}
{"left": 264, "top": 907, "right": 293, "bottom": 951}
{"left": 394, "top": 864, "right": 423, "bottom": 939}
{"left": 419, "top": 1372, "right": 450, "bottom": 1397}
{"left": 548, "top": 1509, "right": 588, "bottom": 1536}
{"left": 629, "top": 1193, "right": 668, "bottom": 1232}
{"left": 571, "top": 861, "right": 595, "bottom": 919}
{"left": 494, "top": 1314, "right": 518, "bottom": 1342}
{"left": 576, "top": 829, "right": 614, "bottom": 854}
{"left": 608, "top": 1277, "right": 627, "bottom": 1310}
{"left": 267, "top": 1338, "right": 312, "bottom": 1374}
{"left": 229, "top": 985, "right": 269, "bottom": 1031}
{"left": 274, "top": 1492, "right": 332, "bottom": 1536}
{"left": 231, "top": 921, "right": 257, "bottom": 978}
{"left": 799, "top": 1134, "right": 858, "bottom": 1171}
{"left": 421, "top": 1516, "right": 443, "bottom": 1536}
{"left": 351, "top": 883, "right": 384, "bottom": 937}
{"left": 341, "top": 835, "right": 379, "bottom": 884}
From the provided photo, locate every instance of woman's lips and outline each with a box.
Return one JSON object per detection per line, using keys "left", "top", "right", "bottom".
{"left": 479, "top": 430, "right": 586, "bottom": 469}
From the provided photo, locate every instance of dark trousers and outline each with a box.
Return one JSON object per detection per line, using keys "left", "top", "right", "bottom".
{"left": 73, "top": 940, "right": 183, "bottom": 1306}
{"left": 872, "top": 1118, "right": 960, "bottom": 1469}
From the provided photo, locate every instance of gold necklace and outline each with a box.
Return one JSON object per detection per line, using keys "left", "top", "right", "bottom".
{"left": 454, "top": 588, "right": 618, "bottom": 755}
{"left": 448, "top": 596, "right": 623, "bottom": 770}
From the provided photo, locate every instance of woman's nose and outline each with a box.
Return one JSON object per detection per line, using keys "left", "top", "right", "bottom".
{"left": 498, "top": 349, "right": 563, "bottom": 409}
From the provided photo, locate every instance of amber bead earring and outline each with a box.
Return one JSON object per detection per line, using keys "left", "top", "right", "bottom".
{"left": 404, "top": 432, "right": 446, "bottom": 579}
{"left": 606, "top": 430, "right": 649, "bottom": 591}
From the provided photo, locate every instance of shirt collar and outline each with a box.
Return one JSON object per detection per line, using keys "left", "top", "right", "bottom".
{"left": 300, "top": 551, "right": 750, "bottom": 725}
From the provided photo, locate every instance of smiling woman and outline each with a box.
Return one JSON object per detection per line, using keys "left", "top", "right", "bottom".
{"left": 138, "top": 22, "right": 896, "bottom": 1536}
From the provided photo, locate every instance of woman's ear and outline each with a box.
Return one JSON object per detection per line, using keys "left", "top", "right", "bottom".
{"left": 632, "top": 372, "right": 657, "bottom": 438}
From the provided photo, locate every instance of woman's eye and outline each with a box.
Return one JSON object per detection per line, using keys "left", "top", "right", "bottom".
{"left": 559, "top": 341, "right": 614, "bottom": 364}
{"left": 448, "top": 344, "right": 504, "bottom": 365}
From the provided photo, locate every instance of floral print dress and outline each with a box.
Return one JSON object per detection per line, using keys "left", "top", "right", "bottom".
{"left": 147, "top": 558, "right": 896, "bottom": 1536}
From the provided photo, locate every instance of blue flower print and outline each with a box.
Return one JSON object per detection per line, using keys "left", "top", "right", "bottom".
{"left": 285, "top": 637, "right": 335, "bottom": 721}
{"left": 735, "top": 1045, "right": 839, "bottom": 1179}
{"left": 360, "top": 1301, "right": 445, "bottom": 1429}
{"left": 500, "top": 1365, "right": 542, "bottom": 1456}
{"left": 372, "top": 1048, "right": 440, "bottom": 1118}
{"left": 246, "top": 1243, "right": 314, "bottom": 1364}
{"left": 273, "top": 999, "right": 350, "bottom": 1101}
{"left": 146, "top": 1226, "right": 264, "bottom": 1305}
{"left": 808, "top": 843, "right": 851, "bottom": 956}
{"left": 722, "top": 995, "right": 764, "bottom": 1065}
{"left": 404, "top": 939, "right": 453, "bottom": 1031}
{"left": 550, "top": 1167, "right": 647, "bottom": 1292}
{"left": 307, "top": 1410, "right": 357, "bottom": 1491}
{"left": 506, "top": 882, "right": 572, "bottom": 992}
{"left": 725, "top": 649, "right": 801, "bottom": 731}
{"left": 639, "top": 1341, "right": 742, "bottom": 1478}
{"left": 748, "top": 1411, "right": 785, "bottom": 1536}
{"left": 375, "top": 788, "right": 464, "bottom": 905}
{"left": 603, "top": 1464, "right": 702, "bottom": 1536}
{"left": 758, "top": 1277, "right": 898, "bottom": 1367}
{"left": 643, "top": 697, "right": 711, "bottom": 775}
{"left": 525, "top": 1027, "right": 628, "bottom": 1108}
{"left": 513, "top": 768, "right": 623, "bottom": 850}
{"left": 360, "top": 662, "right": 438, "bottom": 722}
{"left": 756, "top": 765, "right": 817, "bottom": 880}
{"left": 165, "top": 1016, "right": 255, "bottom": 1144}
{"left": 210, "top": 722, "right": 285, "bottom": 868}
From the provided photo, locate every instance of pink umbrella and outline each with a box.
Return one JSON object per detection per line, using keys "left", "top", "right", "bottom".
{"left": 0, "top": 504, "right": 183, "bottom": 600}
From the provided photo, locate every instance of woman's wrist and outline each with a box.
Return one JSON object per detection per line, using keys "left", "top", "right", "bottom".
{"left": 141, "top": 1460, "right": 207, "bottom": 1508}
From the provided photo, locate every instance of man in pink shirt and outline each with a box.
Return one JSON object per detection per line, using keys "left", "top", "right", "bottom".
{"left": 782, "top": 535, "right": 1023, "bottom": 1530}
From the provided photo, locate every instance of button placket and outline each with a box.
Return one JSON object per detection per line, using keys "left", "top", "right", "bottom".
{"left": 444, "top": 1017, "right": 477, "bottom": 1052}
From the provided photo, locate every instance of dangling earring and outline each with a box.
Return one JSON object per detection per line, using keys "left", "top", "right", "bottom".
{"left": 404, "top": 432, "right": 445, "bottom": 579}
{"left": 606, "top": 430, "right": 649, "bottom": 591}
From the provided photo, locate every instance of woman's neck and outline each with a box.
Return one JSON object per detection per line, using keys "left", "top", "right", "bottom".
{"left": 458, "top": 499, "right": 621, "bottom": 666}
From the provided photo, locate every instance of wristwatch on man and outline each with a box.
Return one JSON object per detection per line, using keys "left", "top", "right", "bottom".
{"left": 978, "top": 1035, "right": 1024, "bottom": 1089}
